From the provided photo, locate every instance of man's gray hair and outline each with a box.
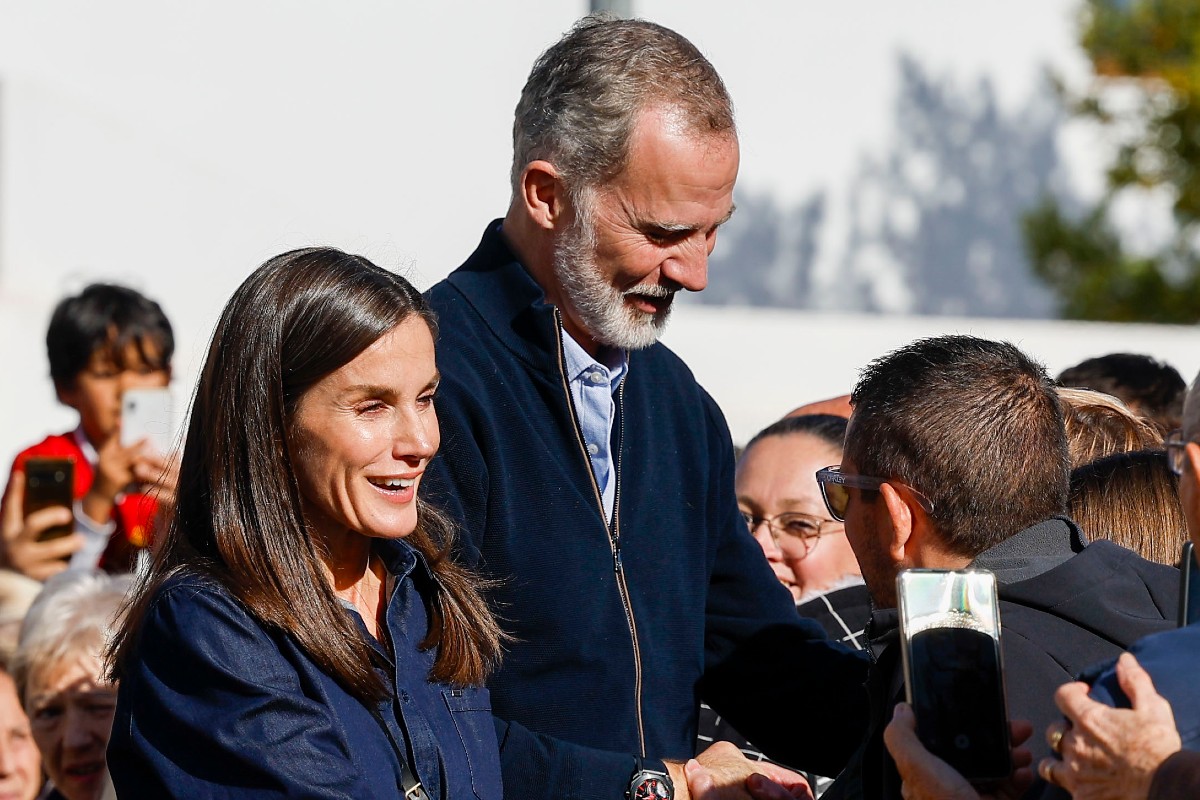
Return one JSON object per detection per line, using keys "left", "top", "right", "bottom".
{"left": 11, "top": 570, "right": 132, "bottom": 703}
{"left": 511, "top": 13, "right": 735, "bottom": 196}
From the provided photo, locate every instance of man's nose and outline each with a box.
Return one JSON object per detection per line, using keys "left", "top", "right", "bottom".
{"left": 661, "top": 235, "right": 710, "bottom": 293}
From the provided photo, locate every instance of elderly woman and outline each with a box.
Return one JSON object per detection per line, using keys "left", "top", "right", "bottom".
{"left": 11, "top": 570, "right": 131, "bottom": 800}
{"left": 107, "top": 249, "right": 505, "bottom": 799}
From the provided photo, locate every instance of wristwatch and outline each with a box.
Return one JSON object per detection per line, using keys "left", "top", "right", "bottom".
{"left": 627, "top": 759, "right": 674, "bottom": 800}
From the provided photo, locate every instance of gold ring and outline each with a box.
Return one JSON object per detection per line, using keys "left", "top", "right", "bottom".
{"left": 1049, "top": 729, "right": 1064, "bottom": 755}
{"left": 1039, "top": 759, "right": 1056, "bottom": 784}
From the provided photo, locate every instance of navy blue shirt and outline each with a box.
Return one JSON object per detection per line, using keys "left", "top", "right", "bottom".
{"left": 108, "top": 539, "right": 501, "bottom": 799}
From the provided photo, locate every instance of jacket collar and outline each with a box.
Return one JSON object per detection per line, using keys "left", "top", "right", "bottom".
{"left": 444, "top": 220, "right": 563, "bottom": 373}
{"left": 970, "top": 516, "right": 1086, "bottom": 584}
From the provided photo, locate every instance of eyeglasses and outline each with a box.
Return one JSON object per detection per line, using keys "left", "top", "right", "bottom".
{"left": 740, "top": 510, "right": 843, "bottom": 560}
{"left": 814, "top": 465, "right": 935, "bottom": 522}
{"left": 1166, "top": 429, "right": 1187, "bottom": 477}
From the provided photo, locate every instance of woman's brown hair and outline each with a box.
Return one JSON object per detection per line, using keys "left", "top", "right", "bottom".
{"left": 110, "top": 248, "right": 504, "bottom": 699}
{"left": 1069, "top": 449, "right": 1188, "bottom": 567}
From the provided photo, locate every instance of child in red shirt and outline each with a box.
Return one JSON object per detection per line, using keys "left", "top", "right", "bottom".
{"left": 1, "top": 284, "right": 175, "bottom": 577}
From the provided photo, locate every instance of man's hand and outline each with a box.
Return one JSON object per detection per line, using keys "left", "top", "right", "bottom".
{"left": 1038, "top": 652, "right": 1181, "bottom": 800}
{"left": 1, "top": 472, "right": 84, "bottom": 580}
{"left": 669, "top": 741, "right": 813, "bottom": 800}
{"left": 884, "top": 703, "right": 1033, "bottom": 800}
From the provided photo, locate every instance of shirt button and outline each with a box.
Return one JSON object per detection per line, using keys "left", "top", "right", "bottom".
{"left": 587, "top": 371, "right": 606, "bottom": 385}
{"left": 587, "top": 443, "right": 600, "bottom": 456}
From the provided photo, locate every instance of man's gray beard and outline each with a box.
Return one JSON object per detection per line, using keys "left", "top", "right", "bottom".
{"left": 551, "top": 205, "right": 674, "bottom": 351}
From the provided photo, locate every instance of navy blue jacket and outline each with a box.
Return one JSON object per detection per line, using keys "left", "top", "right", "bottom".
{"left": 108, "top": 539, "right": 501, "bottom": 800}
{"left": 423, "top": 223, "right": 870, "bottom": 800}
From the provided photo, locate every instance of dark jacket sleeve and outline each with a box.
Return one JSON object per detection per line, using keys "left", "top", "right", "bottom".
{"left": 695, "top": 392, "right": 871, "bottom": 777}
{"left": 1149, "top": 750, "right": 1200, "bottom": 799}
{"left": 108, "top": 585, "right": 393, "bottom": 800}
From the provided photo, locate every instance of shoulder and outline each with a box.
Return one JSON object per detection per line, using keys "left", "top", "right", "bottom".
{"left": 136, "top": 572, "right": 274, "bottom": 655}
{"left": 11, "top": 432, "right": 80, "bottom": 470}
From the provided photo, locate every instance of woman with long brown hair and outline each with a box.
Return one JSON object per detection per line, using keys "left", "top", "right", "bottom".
{"left": 106, "top": 248, "right": 505, "bottom": 799}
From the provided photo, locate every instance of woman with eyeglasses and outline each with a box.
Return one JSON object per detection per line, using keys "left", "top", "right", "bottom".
{"left": 736, "top": 414, "right": 870, "bottom": 644}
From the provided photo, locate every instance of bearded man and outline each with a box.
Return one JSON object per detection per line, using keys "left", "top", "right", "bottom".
{"left": 423, "top": 14, "right": 869, "bottom": 800}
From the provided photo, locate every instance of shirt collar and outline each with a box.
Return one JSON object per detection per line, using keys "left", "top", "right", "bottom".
{"left": 559, "top": 326, "right": 628, "bottom": 387}
{"left": 72, "top": 426, "right": 99, "bottom": 466}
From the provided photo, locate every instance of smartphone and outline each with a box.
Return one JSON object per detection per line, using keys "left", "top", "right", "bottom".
{"left": 120, "top": 387, "right": 174, "bottom": 454}
{"left": 897, "top": 568, "right": 1012, "bottom": 785}
{"left": 1178, "top": 542, "right": 1200, "bottom": 627}
{"left": 22, "top": 457, "right": 75, "bottom": 541}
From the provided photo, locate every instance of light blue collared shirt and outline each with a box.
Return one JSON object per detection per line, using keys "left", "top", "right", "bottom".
{"left": 560, "top": 329, "right": 627, "bottom": 523}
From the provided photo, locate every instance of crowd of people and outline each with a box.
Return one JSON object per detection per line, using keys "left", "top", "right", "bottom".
{"left": 0, "top": 12, "right": 1196, "bottom": 800}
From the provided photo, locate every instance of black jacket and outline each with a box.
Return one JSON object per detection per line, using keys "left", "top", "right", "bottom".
{"left": 423, "top": 222, "right": 870, "bottom": 800}
{"left": 825, "top": 517, "right": 1178, "bottom": 800}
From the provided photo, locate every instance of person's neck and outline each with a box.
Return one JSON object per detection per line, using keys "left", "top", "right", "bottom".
{"left": 500, "top": 209, "right": 603, "bottom": 357}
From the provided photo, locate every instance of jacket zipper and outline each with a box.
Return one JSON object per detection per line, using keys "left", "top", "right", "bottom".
{"left": 552, "top": 311, "right": 646, "bottom": 757}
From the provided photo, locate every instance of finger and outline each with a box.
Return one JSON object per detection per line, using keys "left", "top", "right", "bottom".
{"left": 1009, "top": 719, "right": 1033, "bottom": 748}
{"left": 1115, "top": 652, "right": 1168, "bottom": 716}
{"left": 1053, "top": 681, "right": 1095, "bottom": 724}
{"left": 1011, "top": 745, "right": 1033, "bottom": 770}
{"left": 1037, "top": 758, "right": 1062, "bottom": 788}
{"left": 2, "top": 473, "right": 25, "bottom": 532}
{"left": 883, "top": 702, "right": 921, "bottom": 766}
{"left": 20, "top": 506, "right": 74, "bottom": 542}
{"left": 1045, "top": 722, "right": 1066, "bottom": 755}
{"left": 684, "top": 758, "right": 716, "bottom": 798}
{"left": 32, "top": 532, "right": 85, "bottom": 561}
{"left": 751, "top": 762, "right": 807, "bottom": 787}
{"left": 26, "top": 557, "right": 71, "bottom": 581}
{"left": 745, "top": 773, "right": 795, "bottom": 800}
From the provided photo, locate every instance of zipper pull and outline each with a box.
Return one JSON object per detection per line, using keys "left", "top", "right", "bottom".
{"left": 613, "top": 544, "right": 623, "bottom": 573}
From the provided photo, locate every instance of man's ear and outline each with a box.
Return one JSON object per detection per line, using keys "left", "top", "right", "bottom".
{"left": 517, "top": 160, "right": 565, "bottom": 232}
{"left": 879, "top": 482, "right": 936, "bottom": 566}
{"left": 878, "top": 482, "right": 914, "bottom": 565}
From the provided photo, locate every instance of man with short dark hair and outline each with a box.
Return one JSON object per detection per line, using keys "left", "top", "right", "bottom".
{"left": 1057, "top": 352, "right": 1185, "bottom": 434}
{"left": 424, "top": 13, "right": 867, "bottom": 800}
{"left": 817, "top": 335, "right": 1177, "bottom": 800}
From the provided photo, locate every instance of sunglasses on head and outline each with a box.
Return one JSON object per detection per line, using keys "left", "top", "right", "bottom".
{"left": 814, "top": 465, "right": 935, "bottom": 521}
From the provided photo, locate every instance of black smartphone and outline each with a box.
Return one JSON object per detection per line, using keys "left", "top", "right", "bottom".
{"left": 898, "top": 569, "right": 1012, "bottom": 785}
{"left": 1178, "top": 541, "right": 1200, "bottom": 627}
{"left": 22, "top": 457, "right": 75, "bottom": 541}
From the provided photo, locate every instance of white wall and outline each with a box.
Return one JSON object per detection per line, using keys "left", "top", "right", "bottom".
{"left": 2, "top": 0, "right": 1178, "bottom": 468}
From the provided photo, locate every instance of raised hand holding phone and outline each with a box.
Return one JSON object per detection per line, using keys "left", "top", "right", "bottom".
{"left": 2, "top": 472, "right": 84, "bottom": 580}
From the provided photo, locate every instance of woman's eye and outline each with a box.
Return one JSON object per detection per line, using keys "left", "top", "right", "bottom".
{"left": 32, "top": 705, "right": 62, "bottom": 723}
{"left": 357, "top": 401, "right": 387, "bottom": 414}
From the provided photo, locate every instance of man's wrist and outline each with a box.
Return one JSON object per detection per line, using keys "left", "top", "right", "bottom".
{"left": 663, "top": 761, "right": 689, "bottom": 800}
{"left": 629, "top": 757, "right": 676, "bottom": 800}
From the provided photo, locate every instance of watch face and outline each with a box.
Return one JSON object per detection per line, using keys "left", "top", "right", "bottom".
{"left": 632, "top": 776, "right": 671, "bottom": 800}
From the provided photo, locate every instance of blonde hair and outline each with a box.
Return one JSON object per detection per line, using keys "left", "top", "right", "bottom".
{"left": 1057, "top": 387, "right": 1163, "bottom": 468}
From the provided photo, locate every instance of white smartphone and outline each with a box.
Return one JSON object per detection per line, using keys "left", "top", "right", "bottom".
{"left": 120, "top": 387, "right": 174, "bottom": 454}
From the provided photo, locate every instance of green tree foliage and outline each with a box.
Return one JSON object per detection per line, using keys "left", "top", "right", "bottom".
{"left": 1024, "top": 0, "right": 1200, "bottom": 322}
